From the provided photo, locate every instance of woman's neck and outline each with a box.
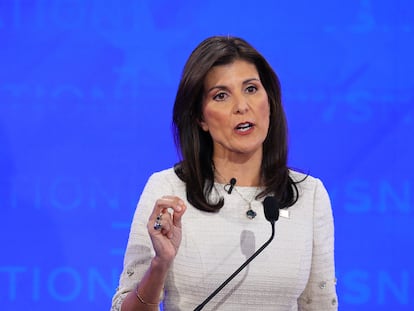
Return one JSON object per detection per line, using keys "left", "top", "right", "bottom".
{"left": 213, "top": 158, "right": 262, "bottom": 187}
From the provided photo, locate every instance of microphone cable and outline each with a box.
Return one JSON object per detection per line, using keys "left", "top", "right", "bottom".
{"left": 194, "top": 197, "right": 280, "bottom": 311}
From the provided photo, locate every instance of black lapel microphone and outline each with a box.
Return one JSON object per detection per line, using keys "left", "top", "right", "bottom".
{"left": 224, "top": 178, "right": 237, "bottom": 194}
{"left": 193, "top": 196, "right": 281, "bottom": 311}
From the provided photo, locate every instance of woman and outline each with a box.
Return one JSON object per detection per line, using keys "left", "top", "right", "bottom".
{"left": 111, "top": 35, "right": 338, "bottom": 310}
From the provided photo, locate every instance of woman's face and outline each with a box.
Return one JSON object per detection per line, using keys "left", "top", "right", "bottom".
{"left": 200, "top": 59, "right": 270, "bottom": 160}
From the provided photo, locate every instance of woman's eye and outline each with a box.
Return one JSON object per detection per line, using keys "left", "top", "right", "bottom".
{"left": 213, "top": 92, "right": 228, "bottom": 101}
{"left": 246, "top": 85, "right": 257, "bottom": 93}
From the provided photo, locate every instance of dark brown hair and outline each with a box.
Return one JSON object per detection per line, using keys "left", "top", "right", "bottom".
{"left": 173, "top": 35, "right": 300, "bottom": 212}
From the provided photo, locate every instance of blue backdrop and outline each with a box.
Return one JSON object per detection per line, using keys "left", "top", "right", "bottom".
{"left": 1, "top": 1, "right": 413, "bottom": 310}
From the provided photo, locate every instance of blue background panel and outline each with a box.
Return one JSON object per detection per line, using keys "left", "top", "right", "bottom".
{"left": 0, "top": 1, "right": 413, "bottom": 310}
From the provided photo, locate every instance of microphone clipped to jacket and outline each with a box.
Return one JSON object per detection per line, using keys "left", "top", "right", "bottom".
{"left": 193, "top": 196, "right": 281, "bottom": 311}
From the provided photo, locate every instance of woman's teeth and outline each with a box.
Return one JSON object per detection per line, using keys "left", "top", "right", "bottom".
{"left": 236, "top": 123, "right": 252, "bottom": 131}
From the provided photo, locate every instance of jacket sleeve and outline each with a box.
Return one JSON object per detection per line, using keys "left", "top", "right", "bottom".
{"left": 110, "top": 172, "right": 172, "bottom": 311}
{"left": 298, "top": 178, "right": 338, "bottom": 310}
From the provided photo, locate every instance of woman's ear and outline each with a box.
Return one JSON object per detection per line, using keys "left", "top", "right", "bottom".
{"left": 198, "top": 118, "right": 209, "bottom": 132}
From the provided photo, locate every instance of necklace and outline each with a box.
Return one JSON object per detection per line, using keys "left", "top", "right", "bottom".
{"left": 233, "top": 186, "right": 260, "bottom": 219}
{"left": 214, "top": 169, "right": 260, "bottom": 220}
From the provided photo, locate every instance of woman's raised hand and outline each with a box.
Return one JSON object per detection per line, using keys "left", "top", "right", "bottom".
{"left": 147, "top": 195, "right": 187, "bottom": 266}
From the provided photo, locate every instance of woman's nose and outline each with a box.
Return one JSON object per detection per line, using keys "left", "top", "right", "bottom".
{"left": 233, "top": 95, "right": 249, "bottom": 114}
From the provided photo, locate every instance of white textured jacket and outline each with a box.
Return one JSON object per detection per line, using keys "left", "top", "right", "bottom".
{"left": 111, "top": 168, "right": 338, "bottom": 310}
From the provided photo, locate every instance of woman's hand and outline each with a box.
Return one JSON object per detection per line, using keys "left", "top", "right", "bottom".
{"left": 147, "top": 195, "right": 187, "bottom": 267}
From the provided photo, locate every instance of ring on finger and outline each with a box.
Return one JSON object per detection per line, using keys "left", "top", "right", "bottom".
{"left": 153, "top": 213, "right": 163, "bottom": 231}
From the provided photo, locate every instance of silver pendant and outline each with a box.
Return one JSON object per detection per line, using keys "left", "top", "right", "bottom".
{"left": 246, "top": 209, "right": 257, "bottom": 219}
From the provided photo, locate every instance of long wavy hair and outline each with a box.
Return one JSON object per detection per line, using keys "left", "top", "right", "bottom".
{"left": 172, "top": 35, "right": 300, "bottom": 212}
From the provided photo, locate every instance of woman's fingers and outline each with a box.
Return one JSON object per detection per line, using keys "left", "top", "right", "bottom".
{"left": 147, "top": 196, "right": 187, "bottom": 263}
{"left": 172, "top": 201, "right": 186, "bottom": 228}
{"left": 152, "top": 196, "right": 184, "bottom": 217}
{"left": 149, "top": 196, "right": 186, "bottom": 237}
